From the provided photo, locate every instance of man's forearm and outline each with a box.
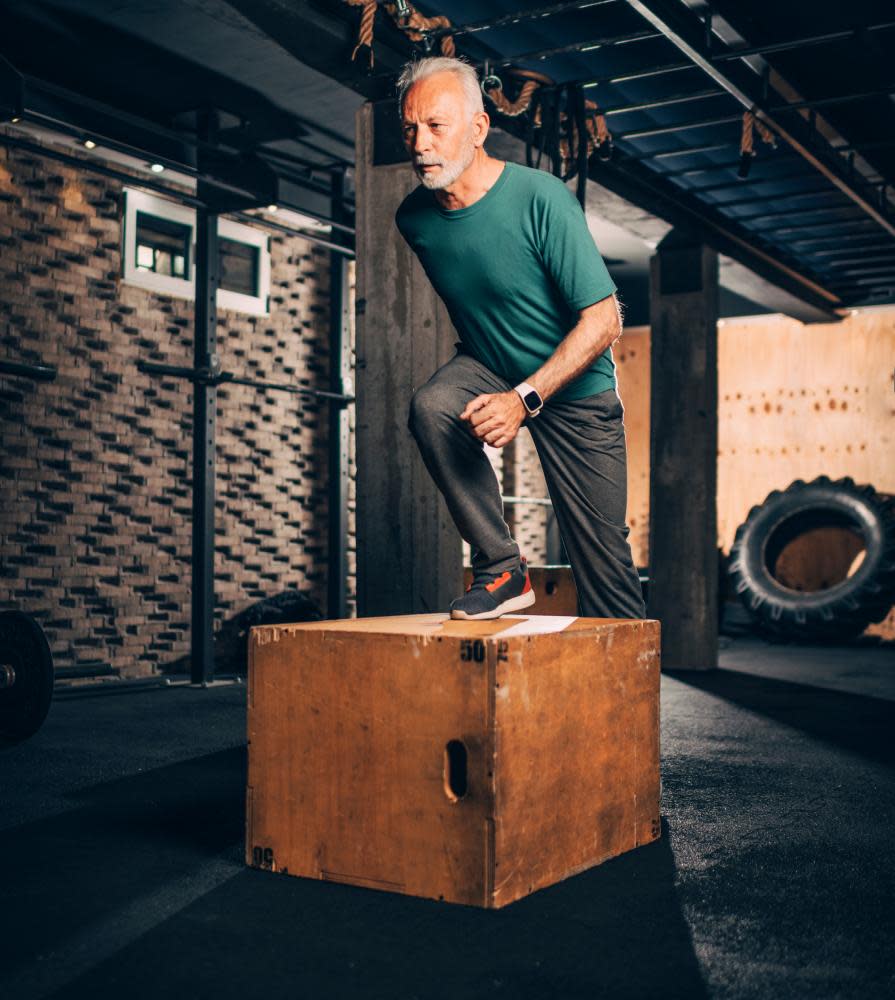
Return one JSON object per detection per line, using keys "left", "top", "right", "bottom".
{"left": 526, "top": 295, "right": 622, "bottom": 402}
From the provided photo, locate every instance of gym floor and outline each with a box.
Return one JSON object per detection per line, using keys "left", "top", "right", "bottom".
{"left": 2, "top": 634, "right": 893, "bottom": 1000}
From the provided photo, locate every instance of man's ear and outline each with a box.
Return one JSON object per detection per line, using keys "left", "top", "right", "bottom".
{"left": 473, "top": 111, "right": 490, "bottom": 148}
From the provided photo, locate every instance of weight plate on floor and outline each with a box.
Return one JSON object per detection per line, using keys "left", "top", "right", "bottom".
{"left": 0, "top": 610, "right": 54, "bottom": 745}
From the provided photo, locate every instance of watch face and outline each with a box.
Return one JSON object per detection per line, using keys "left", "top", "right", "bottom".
{"left": 523, "top": 389, "right": 541, "bottom": 411}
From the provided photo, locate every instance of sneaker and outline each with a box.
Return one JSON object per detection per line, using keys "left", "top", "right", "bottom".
{"left": 450, "top": 557, "right": 536, "bottom": 620}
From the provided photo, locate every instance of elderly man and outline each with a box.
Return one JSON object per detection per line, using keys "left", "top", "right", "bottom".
{"left": 395, "top": 55, "right": 645, "bottom": 622}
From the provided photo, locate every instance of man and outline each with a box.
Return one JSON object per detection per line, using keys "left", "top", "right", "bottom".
{"left": 395, "top": 55, "right": 645, "bottom": 623}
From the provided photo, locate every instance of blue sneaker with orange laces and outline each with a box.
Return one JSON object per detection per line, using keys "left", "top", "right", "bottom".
{"left": 450, "top": 557, "right": 536, "bottom": 620}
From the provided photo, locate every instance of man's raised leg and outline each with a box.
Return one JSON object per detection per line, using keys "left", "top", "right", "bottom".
{"left": 407, "top": 351, "right": 520, "bottom": 580}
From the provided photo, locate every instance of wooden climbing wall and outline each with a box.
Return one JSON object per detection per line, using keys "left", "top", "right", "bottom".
{"left": 614, "top": 305, "right": 895, "bottom": 565}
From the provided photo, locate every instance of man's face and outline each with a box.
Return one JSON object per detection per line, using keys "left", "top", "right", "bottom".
{"left": 401, "top": 73, "right": 484, "bottom": 190}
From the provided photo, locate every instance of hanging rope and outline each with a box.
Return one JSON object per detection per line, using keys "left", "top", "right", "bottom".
{"left": 484, "top": 77, "right": 542, "bottom": 117}
{"left": 558, "top": 97, "right": 613, "bottom": 176}
{"left": 481, "top": 68, "right": 551, "bottom": 118}
{"left": 739, "top": 109, "right": 776, "bottom": 178}
{"left": 343, "top": 0, "right": 455, "bottom": 67}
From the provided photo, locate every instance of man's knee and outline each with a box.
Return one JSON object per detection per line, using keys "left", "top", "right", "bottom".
{"left": 407, "top": 381, "right": 455, "bottom": 437}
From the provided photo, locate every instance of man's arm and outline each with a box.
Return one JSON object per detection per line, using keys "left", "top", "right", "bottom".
{"left": 460, "top": 293, "right": 622, "bottom": 448}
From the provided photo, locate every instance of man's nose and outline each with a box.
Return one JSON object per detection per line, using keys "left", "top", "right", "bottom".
{"left": 412, "top": 125, "right": 431, "bottom": 154}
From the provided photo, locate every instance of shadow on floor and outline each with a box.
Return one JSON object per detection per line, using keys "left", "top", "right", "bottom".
{"left": 0, "top": 746, "right": 246, "bottom": 990}
{"left": 51, "top": 817, "right": 706, "bottom": 1000}
{"left": 667, "top": 667, "right": 895, "bottom": 766}
{"left": 1, "top": 742, "right": 706, "bottom": 1000}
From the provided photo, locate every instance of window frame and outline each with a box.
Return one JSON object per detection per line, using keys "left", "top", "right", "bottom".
{"left": 122, "top": 188, "right": 271, "bottom": 316}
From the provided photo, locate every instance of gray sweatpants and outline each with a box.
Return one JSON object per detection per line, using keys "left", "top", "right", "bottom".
{"left": 407, "top": 349, "right": 646, "bottom": 619}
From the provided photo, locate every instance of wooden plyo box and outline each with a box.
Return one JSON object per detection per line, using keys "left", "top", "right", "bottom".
{"left": 246, "top": 613, "right": 661, "bottom": 909}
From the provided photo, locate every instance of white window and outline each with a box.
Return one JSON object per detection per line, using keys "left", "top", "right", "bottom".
{"left": 122, "top": 188, "right": 271, "bottom": 315}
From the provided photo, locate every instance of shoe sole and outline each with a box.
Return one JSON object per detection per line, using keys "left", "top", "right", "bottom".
{"left": 450, "top": 588, "right": 536, "bottom": 621}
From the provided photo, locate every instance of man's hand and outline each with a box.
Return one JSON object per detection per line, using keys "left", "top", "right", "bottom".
{"left": 460, "top": 391, "right": 527, "bottom": 449}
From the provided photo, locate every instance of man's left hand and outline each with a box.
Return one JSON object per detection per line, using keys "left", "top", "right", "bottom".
{"left": 459, "top": 391, "right": 527, "bottom": 449}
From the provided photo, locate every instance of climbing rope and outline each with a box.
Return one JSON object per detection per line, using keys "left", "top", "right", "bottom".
{"left": 739, "top": 108, "right": 776, "bottom": 177}
{"left": 344, "top": 0, "right": 455, "bottom": 67}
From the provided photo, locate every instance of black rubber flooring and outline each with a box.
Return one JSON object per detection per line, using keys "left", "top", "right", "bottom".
{"left": 1, "top": 635, "right": 893, "bottom": 999}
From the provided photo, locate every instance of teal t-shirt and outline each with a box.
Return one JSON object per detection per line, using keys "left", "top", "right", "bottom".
{"left": 394, "top": 160, "right": 618, "bottom": 402}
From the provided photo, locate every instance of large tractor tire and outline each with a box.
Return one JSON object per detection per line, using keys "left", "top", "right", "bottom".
{"left": 728, "top": 477, "right": 895, "bottom": 640}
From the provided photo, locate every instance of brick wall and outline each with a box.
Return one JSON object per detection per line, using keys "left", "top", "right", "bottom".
{"left": 0, "top": 142, "right": 353, "bottom": 679}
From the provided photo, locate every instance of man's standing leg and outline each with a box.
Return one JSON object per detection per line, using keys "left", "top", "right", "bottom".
{"left": 407, "top": 351, "right": 520, "bottom": 580}
{"left": 527, "top": 389, "right": 646, "bottom": 619}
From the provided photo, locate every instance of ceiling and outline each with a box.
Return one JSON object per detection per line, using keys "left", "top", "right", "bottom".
{"left": 1, "top": 0, "right": 893, "bottom": 323}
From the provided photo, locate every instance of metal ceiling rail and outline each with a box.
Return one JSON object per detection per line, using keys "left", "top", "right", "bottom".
{"left": 808, "top": 252, "right": 895, "bottom": 264}
{"left": 788, "top": 234, "right": 894, "bottom": 248}
{"left": 732, "top": 204, "right": 864, "bottom": 224}
{"left": 632, "top": 140, "right": 730, "bottom": 159}
{"left": 623, "top": 0, "right": 895, "bottom": 238}
{"left": 683, "top": 168, "right": 820, "bottom": 194}
{"left": 601, "top": 87, "right": 724, "bottom": 115}
{"left": 705, "top": 186, "right": 847, "bottom": 209}
{"left": 491, "top": 28, "right": 663, "bottom": 68}
{"left": 430, "top": 0, "right": 622, "bottom": 39}
{"left": 760, "top": 219, "right": 877, "bottom": 236}
{"left": 768, "top": 87, "right": 895, "bottom": 114}
{"left": 617, "top": 113, "right": 741, "bottom": 141}
{"left": 839, "top": 261, "right": 895, "bottom": 273}
{"left": 656, "top": 150, "right": 801, "bottom": 175}
{"left": 582, "top": 60, "right": 694, "bottom": 88}
{"left": 709, "top": 21, "right": 895, "bottom": 63}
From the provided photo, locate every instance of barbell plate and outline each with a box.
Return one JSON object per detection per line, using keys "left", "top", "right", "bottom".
{"left": 0, "top": 610, "right": 54, "bottom": 745}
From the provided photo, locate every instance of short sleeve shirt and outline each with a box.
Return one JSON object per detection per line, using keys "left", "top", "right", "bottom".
{"left": 395, "top": 161, "right": 617, "bottom": 401}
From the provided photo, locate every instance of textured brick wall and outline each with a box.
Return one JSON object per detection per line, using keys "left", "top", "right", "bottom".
{"left": 0, "top": 143, "right": 350, "bottom": 678}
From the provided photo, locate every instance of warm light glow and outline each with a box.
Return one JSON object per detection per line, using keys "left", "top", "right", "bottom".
{"left": 149, "top": 163, "right": 165, "bottom": 173}
{"left": 83, "top": 139, "right": 96, "bottom": 150}
{"left": 10, "top": 116, "right": 21, "bottom": 123}
{"left": 267, "top": 204, "right": 278, "bottom": 213}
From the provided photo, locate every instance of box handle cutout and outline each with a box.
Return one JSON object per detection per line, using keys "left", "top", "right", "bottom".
{"left": 443, "top": 740, "right": 468, "bottom": 801}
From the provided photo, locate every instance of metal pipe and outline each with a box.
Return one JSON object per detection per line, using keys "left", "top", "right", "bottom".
{"left": 656, "top": 150, "right": 800, "bottom": 174}
{"left": 191, "top": 112, "right": 219, "bottom": 687}
{"left": 805, "top": 251, "right": 895, "bottom": 263}
{"left": 601, "top": 87, "right": 725, "bottom": 116}
{"left": 491, "top": 28, "right": 663, "bottom": 69}
{"left": 435, "top": 0, "right": 622, "bottom": 39}
{"left": 681, "top": 167, "right": 819, "bottom": 194}
{"left": 787, "top": 234, "right": 893, "bottom": 249}
{"left": 756, "top": 219, "right": 875, "bottom": 236}
{"left": 711, "top": 21, "right": 895, "bottom": 63}
{"left": 710, "top": 185, "right": 846, "bottom": 208}
{"left": 769, "top": 87, "right": 895, "bottom": 114}
{"left": 582, "top": 60, "right": 694, "bottom": 89}
{"left": 232, "top": 212, "right": 355, "bottom": 256}
{"left": 730, "top": 204, "right": 861, "bottom": 224}
{"left": 328, "top": 167, "right": 351, "bottom": 621}
{"left": 501, "top": 495, "right": 553, "bottom": 507}
{"left": 136, "top": 361, "right": 355, "bottom": 404}
{"left": 618, "top": 113, "right": 742, "bottom": 141}
{"left": 637, "top": 141, "right": 732, "bottom": 159}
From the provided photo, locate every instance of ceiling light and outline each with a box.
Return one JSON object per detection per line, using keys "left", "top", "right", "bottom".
{"left": 10, "top": 116, "right": 21, "bottom": 123}
{"left": 267, "top": 204, "right": 278, "bottom": 213}
{"left": 83, "top": 139, "right": 96, "bottom": 150}
{"left": 149, "top": 162, "right": 165, "bottom": 173}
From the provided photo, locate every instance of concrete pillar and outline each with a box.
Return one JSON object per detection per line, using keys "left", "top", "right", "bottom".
{"left": 648, "top": 229, "right": 719, "bottom": 670}
{"left": 354, "top": 102, "right": 462, "bottom": 616}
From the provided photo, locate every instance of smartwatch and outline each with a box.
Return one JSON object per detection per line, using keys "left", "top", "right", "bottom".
{"left": 514, "top": 381, "right": 544, "bottom": 417}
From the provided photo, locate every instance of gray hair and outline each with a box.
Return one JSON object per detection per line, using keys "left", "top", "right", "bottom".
{"left": 396, "top": 56, "right": 485, "bottom": 119}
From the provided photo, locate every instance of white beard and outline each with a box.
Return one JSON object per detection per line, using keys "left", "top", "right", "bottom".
{"left": 414, "top": 131, "right": 477, "bottom": 190}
